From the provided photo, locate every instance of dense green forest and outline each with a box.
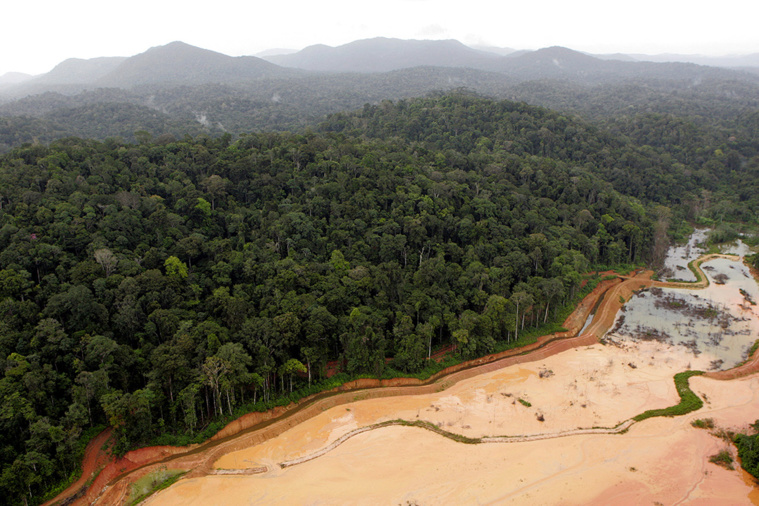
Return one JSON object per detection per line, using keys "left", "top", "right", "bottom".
{"left": 735, "top": 421, "right": 759, "bottom": 479}
{"left": 0, "top": 94, "right": 757, "bottom": 504}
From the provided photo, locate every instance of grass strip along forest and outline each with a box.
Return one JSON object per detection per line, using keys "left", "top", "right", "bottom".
{"left": 1, "top": 94, "right": 758, "bottom": 504}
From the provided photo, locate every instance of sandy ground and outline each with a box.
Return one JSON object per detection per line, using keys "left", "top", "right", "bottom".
{"left": 144, "top": 423, "right": 754, "bottom": 505}
{"left": 213, "top": 342, "right": 686, "bottom": 469}
{"left": 145, "top": 338, "right": 759, "bottom": 505}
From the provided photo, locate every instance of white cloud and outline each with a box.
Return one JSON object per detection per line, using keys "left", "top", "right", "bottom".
{"left": 418, "top": 24, "right": 449, "bottom": 38}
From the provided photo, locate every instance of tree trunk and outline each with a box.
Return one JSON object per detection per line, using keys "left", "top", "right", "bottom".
{"left": 515, "top": 303, "right": 520, "bottom": 342}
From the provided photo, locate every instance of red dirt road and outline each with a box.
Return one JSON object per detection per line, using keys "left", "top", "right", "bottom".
{"left": 42, "top": 428, "right": 112, "bottom": 506}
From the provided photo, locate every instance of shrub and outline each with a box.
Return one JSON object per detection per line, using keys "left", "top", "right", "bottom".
{"left": 691, "top": 418, "right": 715, "bottom": 430}
{"left": 708, "top": 449, "right": 734, "bottom": 470}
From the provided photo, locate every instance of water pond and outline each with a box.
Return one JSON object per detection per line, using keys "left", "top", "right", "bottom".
{"left": 608, "top": 256, "right": 759, "bottom": 371}
{"left": 660, "top": 228, "right": 708, "bottom": 282}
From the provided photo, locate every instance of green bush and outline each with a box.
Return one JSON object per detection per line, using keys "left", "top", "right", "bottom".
{"left": 708, "top": 449, "right": 734, "bottom": 469}
{"left": 634, "top": 371, "right": 704, "bottom": 422}
{"left": 735, "top": 427, "right": 759, "bottom": 478}
{"left": 691, "top": 418, "right": 715, "bottom": 430}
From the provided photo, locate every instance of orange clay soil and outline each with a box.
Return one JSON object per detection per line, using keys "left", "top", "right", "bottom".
{"left": 40, "top": 428, "right": 113, "bottom": 506}
{"left": 48, "top": 257, "right": 759, "bottom": 505}
{"left": 147, "top": 366, "right": 759, "bottom": 505}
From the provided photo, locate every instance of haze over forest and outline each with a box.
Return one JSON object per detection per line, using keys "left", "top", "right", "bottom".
{"left": 4, "top": 32, "right": 759, "bottom": 505}
{"left": 2, "top": 37, "right": 759, "bottom": 151}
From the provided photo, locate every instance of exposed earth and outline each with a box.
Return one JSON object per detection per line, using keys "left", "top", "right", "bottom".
{"left": 46, "top": 255, "right": 759, "bottom": 505}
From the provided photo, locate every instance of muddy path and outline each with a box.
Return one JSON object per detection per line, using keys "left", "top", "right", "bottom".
{"left": 50, "top": 255, "right": 759, "bottom": 505}
{"left": 42, "top": 428, "right": 113, "bottom": 506}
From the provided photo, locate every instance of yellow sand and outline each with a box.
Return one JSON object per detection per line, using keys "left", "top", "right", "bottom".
{"left": 146, "top": 338, "right": 759, "bottom": 505}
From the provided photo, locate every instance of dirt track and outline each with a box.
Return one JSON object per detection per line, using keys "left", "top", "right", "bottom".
{"left": 276, "top": 418, "right": 638, "bottom": 470}
{"left": 47, "top": 256, "right": 759, "bottom": 505}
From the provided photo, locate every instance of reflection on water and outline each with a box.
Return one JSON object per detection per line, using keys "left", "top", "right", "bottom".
{"left": 579, "top": 311, "right": 594, "bottom": 335}
{"left": 609, "top": 258, "right": 759, "bottom": 370}
{"left": 722, "top": 238, "right": 753, "bottom": 257}
{"left": 661, "top": 228, "right": 708, "bottom": 282}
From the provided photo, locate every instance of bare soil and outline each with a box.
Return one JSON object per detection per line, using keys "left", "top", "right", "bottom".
{"left": 49, "top": 256, "right": 759, "bottom": 505}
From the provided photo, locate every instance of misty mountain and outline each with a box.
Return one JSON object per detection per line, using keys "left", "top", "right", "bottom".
{"left": 3, "top": 39, "right": 759, "bottom": 152}
{"left": 262, "top": 37, "right": 500, "bottom": 72}
{"left": 0, "top": 72, "right": 33, "bottom": 86}
{"left": 592, "top": 53, "right": 638, "bottom": 62}
{"left": 33, "top": 56, "right": 128, "bottom": 85}
{"left": 255, "top": 48, "right": 298, "bottom": 58}
{"left": 95, "top": 41, "right": 289, "bottom": 87}
{"left": 487, "top": 46, "right": 756, "bottom": 84}
{"left": 0, "top": 42, "right": 292, "bottom": 99}
{"left": 263, "top": 40, "right": 757, "bottom": 86}
{"left": 470, "top": 45, "right": 518, "bottom": 57}
{"left": 0, "top": 58, "right": 128, "bottom": 100}
{"left": 629, "top": 52, "right": 759, "bottom": 68}
{"left": 4, "top": 40, "right": 757, "bottom": 99}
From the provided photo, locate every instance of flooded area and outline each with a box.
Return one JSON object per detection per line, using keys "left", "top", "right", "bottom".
{"left": 611, "top": 257, "right": 759, "bottom": 370}
{"left": 723, "top": 238, "right": 754, "bottom": 257}
{"left": 661, "top": 228, "right": 708, "bottom": 281}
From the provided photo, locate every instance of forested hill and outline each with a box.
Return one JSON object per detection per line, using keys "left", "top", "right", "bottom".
{"left": 3, "top": 41, "right": 759, "bottom": 152}
{"left": 0, "top": 95, "right": 731, "bottom": 503}
{"left": 320, "top": 95, "right": 759, "bottom": 215}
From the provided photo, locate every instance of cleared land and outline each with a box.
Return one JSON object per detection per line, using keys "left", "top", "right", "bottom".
{"left": 48, "top": 257, "right": 759, "bottom": 505}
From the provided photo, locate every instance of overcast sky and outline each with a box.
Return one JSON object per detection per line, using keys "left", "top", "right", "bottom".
{"left": 3, "top": 0, "right": 758, "bottom": 76}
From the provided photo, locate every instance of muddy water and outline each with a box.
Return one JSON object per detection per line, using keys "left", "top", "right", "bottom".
{"left": 723, "top": 238, "right": 753, "bottom": 257}
{"left": 612, "top": 257, "right": 759, "bottom": 370}
{"left": 662, "top": 228, "right": 708, "bottom": 281}
{"left": 579, "top": 310, "right": 595, "bottom": 335}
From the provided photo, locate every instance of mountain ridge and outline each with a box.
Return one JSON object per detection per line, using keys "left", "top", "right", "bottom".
{"left": 95, "top": 41, "right": 288, "bottom": 87}
{"left": 3, "top": 39, "right": 759, "bottom": 98}
{"left": 1, "top": 39, "right": 759, "bottom": 150}
{"left": 262, "top": 37, "right": 500, "bottom": 72}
